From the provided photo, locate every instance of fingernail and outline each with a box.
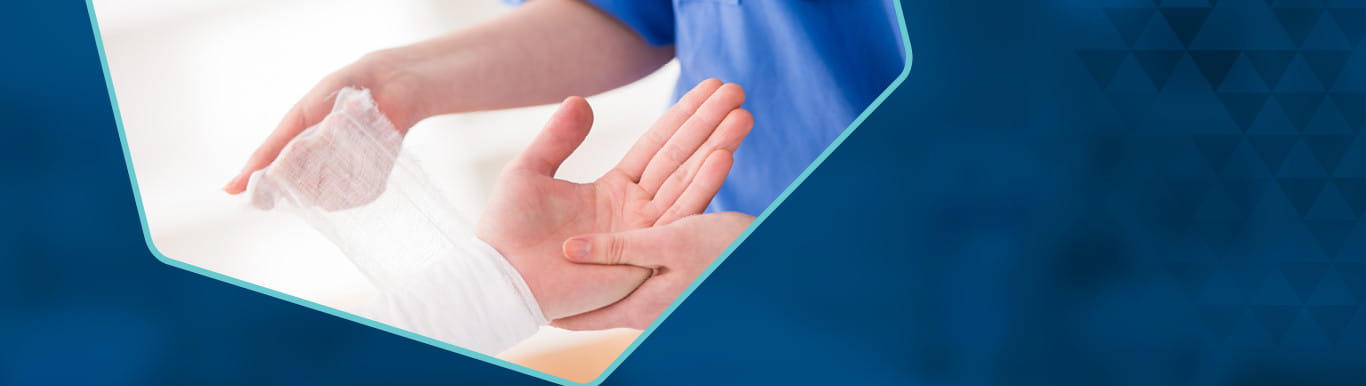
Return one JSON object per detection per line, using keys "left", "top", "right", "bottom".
{"left": 222, "top": 174, "right": 241, "bottom": 193}
{"left": 564, "top": 238, "right": 591, "bottom": 261}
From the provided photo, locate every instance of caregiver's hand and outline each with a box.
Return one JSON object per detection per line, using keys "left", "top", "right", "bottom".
{"left": 552, "top": 212, "right": 756, "bottom": 330}
{"left": 480, "top": 80, "right": 753, "bottom": 320}
{"left": 223, "top": 53, "right": 428, "bottom": 194}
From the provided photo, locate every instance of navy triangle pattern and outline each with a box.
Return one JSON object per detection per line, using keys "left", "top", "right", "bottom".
{"left": 1305, "top": 181, "right": 1354, "bottom": 220}
{"left": 1277, "top": 178, "right": 1325, "bottom": 217}
{"left": 1160, "top": 7, "right": 1214, "bottom": 47}
{"left": 1308, "top": 305, "right": 1358, "bottom": 343}
{"left": 1306, "top": 98, "right": 1351, "bottom": 134}
{"left": 1329, "top": 93, "right": 1366, "bottom": 130}
{"left": 1249, "top": 135, "right": 1298, "bottom": 170}
{"left": 1272, "top": 8, "right": 1324, "bottom": 47}
{"left": 1279, "top": 139, "right": 1329, "bottom": 177}
{"left": 1275, "top": 93, "right": 1325, "bottom": 130}
{"left": 1218, "top": 55, "right": 1270, "bottom": 92}
{"left": 1190, "top": 50, "right": 1241, "bottom": 87}
{"left": 1303, "top": 135, "right": 1352, "bottom": 173}
{"left": 1108, "top": 8, "right": 1159, "bottom": 47}
{"left": 1336, "top": 263, "right": 1366, "bottom": 301}
{"left": 1300, "top": 8, "right": 1352, "bottom": 50}
{"left": 1301, "top": 51, "right": 1351, "bottom": 88}
{"left": 1276, "top": 54, "right": 1326, "bottom": 92}
{"left": 1079, "top": 50, "right": 1132, "bottom": 88}
{"left": 1135, "top": 50, "right": 1188, "bottom": 89}
{"left": 1082, "top": 1, "right": 1366, "bottom": 350}
{"left": 1193, "top": 135, "right": 1243, "bottom": 171}
{"left": 1281, "top": 262, "right": 1329, "bottom": 301}
{"left": 1332, "top": 178, "right": 1366, "bottom": 216}
{"left": 1246, "top": 50, "right": 1297, "bottom": 87}
{"left": 1329, "top": 9, "right": 1366, "bottom": 47}
{"left": 1218, "top": 92, "right": 1270, "bottom": 130}
{"left": 1251, "top": 305, "right": 1302, "bottom": 342}
{"left": 1306, "top": 220, "right": 1355, "bottom": 257}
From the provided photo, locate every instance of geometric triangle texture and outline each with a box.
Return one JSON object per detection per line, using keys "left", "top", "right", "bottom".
{"left": 1081, "top": 0, "right": 1366, "bottom": 348}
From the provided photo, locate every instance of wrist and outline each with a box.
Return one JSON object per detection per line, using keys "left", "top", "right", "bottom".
{"left": 353, "top": 48, "right": 431, "bottom": 133}
{"left": 462, "top": 236, "right": 548, "bottom": 326}
{"left": 476, "top": 235, "right": 559, "bottom": 318}
{"left": 481, "top": 231, "right": 652, "bottom": 320}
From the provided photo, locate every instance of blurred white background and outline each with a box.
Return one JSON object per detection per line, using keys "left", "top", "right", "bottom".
{"left": 92, "top": 0, "right": 678, "bottom": 380}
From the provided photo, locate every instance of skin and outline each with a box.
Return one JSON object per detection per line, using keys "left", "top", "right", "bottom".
{"left": 479, "top": 82, "right": 752, "bottom": 319}
{"left": 554, "top": 212, "right": 757, "bottom": 330}
{"left": 222, "top": 0, "right": 670, "bottom": 193}
{"left": 226, "top": 0, "right": 755, "bottom": 327}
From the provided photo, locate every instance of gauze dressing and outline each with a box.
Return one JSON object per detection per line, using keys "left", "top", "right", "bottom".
{"left": 247, "top": 87, "right": 545, "bottom": 355}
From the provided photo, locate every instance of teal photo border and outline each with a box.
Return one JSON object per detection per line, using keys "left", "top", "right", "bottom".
{"left": 85, "top": 1, "right": 913, "bottom": 384}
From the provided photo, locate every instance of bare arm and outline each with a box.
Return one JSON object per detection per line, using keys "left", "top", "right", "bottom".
{"left": 376, "top": 0, "right": 675, "bottom": 118}
{"left": 225, "top": 0, "right": 673, "bottom": 193}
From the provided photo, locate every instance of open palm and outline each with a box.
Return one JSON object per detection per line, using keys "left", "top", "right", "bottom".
{"left": 477, "top": 80, "right": 751, "bottom": 319}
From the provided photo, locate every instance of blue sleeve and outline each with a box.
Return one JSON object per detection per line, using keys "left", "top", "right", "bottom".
{"left": 502, "top": 0, "right": 675, "bottom": 46}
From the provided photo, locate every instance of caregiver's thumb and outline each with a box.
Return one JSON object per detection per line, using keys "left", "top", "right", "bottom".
{"left": 561, "top": 227, "right": 673, "bottom": 268}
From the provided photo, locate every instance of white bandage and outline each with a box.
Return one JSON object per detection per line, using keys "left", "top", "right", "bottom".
{"left": 357, "top": 236, "right": 547, "bottom": 356}
{"left": 247, "top": 87, "right": 545, "bottom": 355}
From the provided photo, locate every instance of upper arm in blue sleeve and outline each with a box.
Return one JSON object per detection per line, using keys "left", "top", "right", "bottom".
{"left": 503, "top": 0, "right": 675, "bottom": 46}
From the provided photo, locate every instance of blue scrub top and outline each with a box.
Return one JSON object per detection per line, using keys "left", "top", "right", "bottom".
{"left": 515, "top": 0, "right": 908, "bottom": 216}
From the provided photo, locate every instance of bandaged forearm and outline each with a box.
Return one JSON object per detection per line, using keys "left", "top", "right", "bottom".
{"left": 354, "top": 236, "right": 546, "bottom": 356}
{"left": 248, "top": 87, "right": 545, "bottom": 355}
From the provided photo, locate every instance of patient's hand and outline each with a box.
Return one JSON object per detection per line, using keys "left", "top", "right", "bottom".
{"left": 478, "top": 79, "right": 752, "bottom": 319}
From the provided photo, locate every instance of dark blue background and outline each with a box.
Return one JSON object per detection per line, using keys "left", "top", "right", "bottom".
{"left": 5, "top": 0, "right": 1366, "bottom": 384}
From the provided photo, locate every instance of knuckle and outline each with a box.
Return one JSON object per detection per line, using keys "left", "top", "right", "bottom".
{"left": 667, "top": 162, "right": 695, "bottom": 185}
{"left": 647, "top": 125, "right": 673, "bottom": 146}
{"left": 656, "top": 209, "right": 675, "bottom": 224}
{"left": 659, "top": 143, "right": 689, "bottom": 166}
{"left": 292, "top": 106, "right": 313, "bottom": 130}
{"left": 608, "top": 236, "right": 629, "bottom": 265}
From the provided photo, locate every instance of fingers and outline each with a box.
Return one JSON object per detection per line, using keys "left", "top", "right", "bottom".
{"left": 550, "top": 278, "right": 676, "bottom": 331}
{"left": 654, "top": 150, "right": 734, "bottom": 225}
{"left": 223, "top": 109, "right": 312, "bottom": 193}
{"left": 509, "top": 97, "right": 595, "bottom": 177}
{"left": 616, "top": 78, "right": 724, "bottom": 181}
{"left": 554, "top": 213, "right": 757, "bottom": 331}
{"left": 649, "top": 108, "right": 752, "bottom": 218}
{"left": 224, "top": 85, "right": 340, "bottom": 194}
{"left": 562, "top": 226, "right": 672, "bottom": 268}
{"left": 636, "top": 83, "right": 746, "bottom": 194}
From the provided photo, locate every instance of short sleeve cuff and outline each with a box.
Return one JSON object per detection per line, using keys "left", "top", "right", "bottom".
{"left": 502, "top": 0, "right": 675, "bottom": 46}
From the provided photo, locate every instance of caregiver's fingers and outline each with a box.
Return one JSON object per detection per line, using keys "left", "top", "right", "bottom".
{"left": 654, "top": 150, "right": 734, "bottom": 226}
{"left": 556, "top": 213, "right": 755, "bottom": 330}
{"left": 615, "top": 78, "right": 724, "bottom": 181}
{"left": 550, "top": 277, "right": 678, "bottom": 331}
{"left": 509, "top": 97, "right": 595, "bottom": 177}
{"left": 224, "top": 84, "right": 341, "bottom": 194}
{"left": 561, "top": 225, "right": 680, "bottom": 269}
{"left": 635, "top": 83, "right": 745, "bottom": 194}
{"left": 649, "top": 108, "right": 752, "bottom": 216}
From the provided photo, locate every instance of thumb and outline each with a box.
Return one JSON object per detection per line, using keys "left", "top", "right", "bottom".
{"left": 510, "top": 96, "right": 594, "bottom": 177}
{"left": 562, "top": 227, "right": 670, "bottom": 268}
